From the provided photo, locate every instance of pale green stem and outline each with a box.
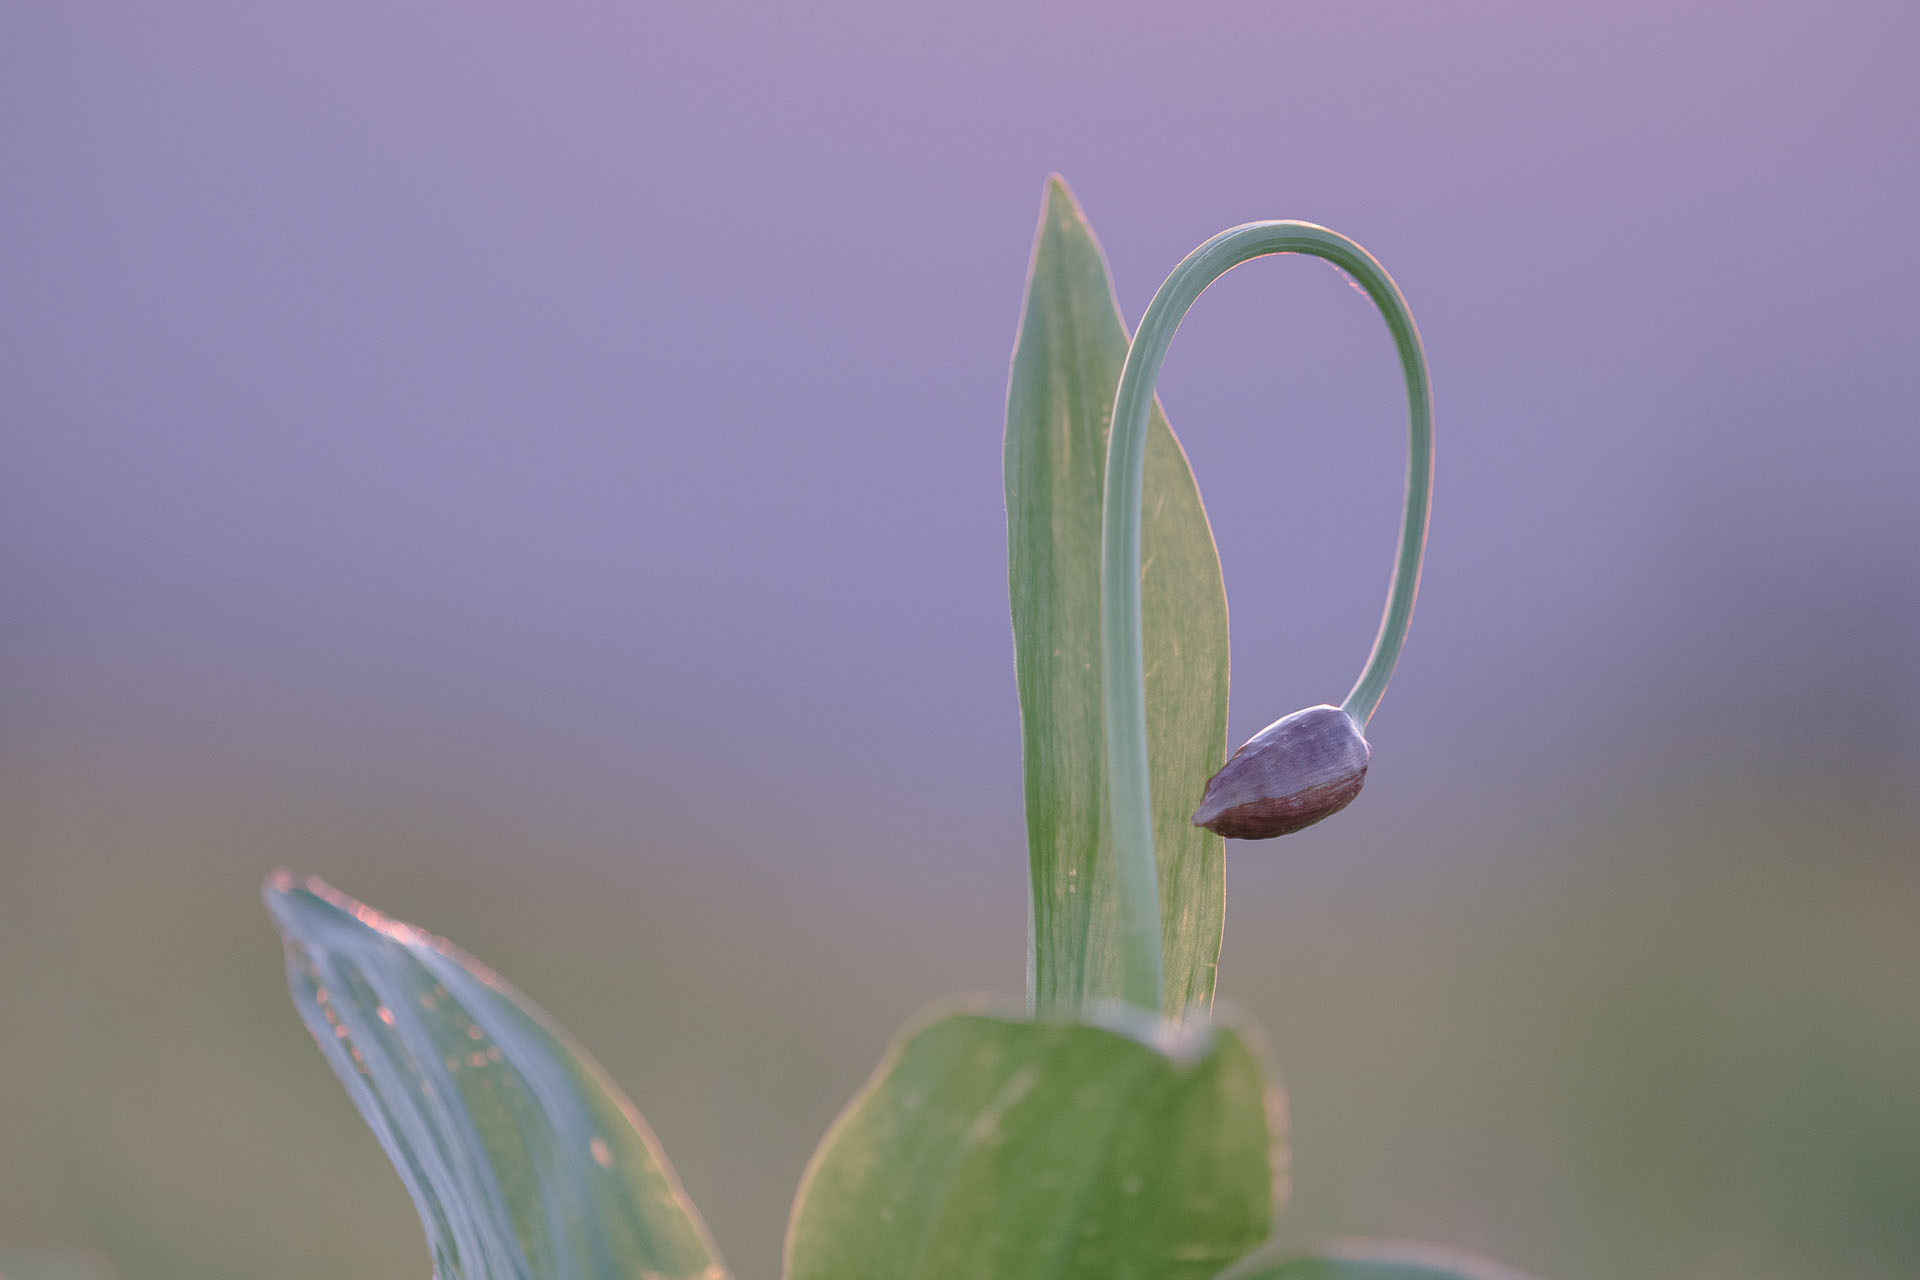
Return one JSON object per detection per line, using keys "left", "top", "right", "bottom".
{"left": 1099, "top": 221, "right": 1433, "bottom": 1016}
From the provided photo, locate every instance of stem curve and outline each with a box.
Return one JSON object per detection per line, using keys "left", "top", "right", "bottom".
{"left": 1099, "top": 222, "right": 1433, "bottom": 1015}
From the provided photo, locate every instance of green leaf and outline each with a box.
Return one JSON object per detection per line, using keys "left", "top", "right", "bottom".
{"left": 1005, "top": 174, "right": 1231, "bottom": 1020}
{"left": 784, "top": 1001, "right": 1282, "bottom": 1280}
{"left": 0, "top": 1249, "right": 119, "bottom": 1280}
{"left": 264, "top": 872, "right": 728, "bottom": 1280}
{"left": 1214, "top": 1241, "right": 1537, "bottom": 1280}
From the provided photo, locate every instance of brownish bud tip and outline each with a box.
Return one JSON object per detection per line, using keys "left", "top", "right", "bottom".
{"left": 1191, "top": 704, "right": 1369, "bottom": 839}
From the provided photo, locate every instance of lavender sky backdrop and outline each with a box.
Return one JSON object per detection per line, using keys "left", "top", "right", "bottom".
{"left": 6, "top": 1, "right": 1917, "bottom": 839}
{"left": 3, "top": 4, "right": 1918, "bottom": 1277}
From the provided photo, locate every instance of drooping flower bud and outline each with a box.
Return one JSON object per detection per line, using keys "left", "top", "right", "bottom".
{"left": 1190, "top": 704, "right": 1370, "bottom": 839}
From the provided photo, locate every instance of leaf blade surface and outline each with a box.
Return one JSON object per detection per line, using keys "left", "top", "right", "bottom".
{"left": 785, "top": 1002, "right": 1281, "bottom": 1280}
{"left": 1005, "top": 175, "right": 1231, "bottom": 1019}
{"left": 264, "top": 872, "right": 727, "bottom": 1280}
{"left": 1215, "top": 1241, "right": 1537, "bottom": 1280}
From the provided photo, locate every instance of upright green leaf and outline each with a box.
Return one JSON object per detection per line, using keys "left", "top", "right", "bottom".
{"left": 1214, "top": 1242, "right": 1536, "bottom": 1280}
{"left": 785, "top": 1001, "right": 1282, "bottom": 1280}
{"left": 264, "top": 872, "right": 728, "bottom": 1280}
{"left": 1005, "top": 175, "right": 1231, "bottom": 1019}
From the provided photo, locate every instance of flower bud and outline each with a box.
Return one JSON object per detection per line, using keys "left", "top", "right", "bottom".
{"left": 1190, "top": 704, "right": 1370, "bottom": 839}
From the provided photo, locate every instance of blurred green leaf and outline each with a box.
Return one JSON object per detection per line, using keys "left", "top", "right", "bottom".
{"left": 0, "top": 1249, "right": 119, "bottom": 1280}
{"left": 1215, "top": 1241, "right": 1535, "bottom": 1280}
{"left": 1005, "top": 174, "right": 1231, "bottom": 1020}
{"left": 784, "top": 1001, "right": 1280, "bottom": 1280}
{"left": 264, "top": 872, "right": 728, "bottom": 1280}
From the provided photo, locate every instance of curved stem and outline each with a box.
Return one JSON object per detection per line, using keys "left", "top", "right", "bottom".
{"left": 1099, "top": 222, "right": 1432, "bottom": 1015}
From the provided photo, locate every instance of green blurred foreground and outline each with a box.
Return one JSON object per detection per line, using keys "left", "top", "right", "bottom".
{"left": 3, "top": 745, "right": 1916, "bottom": 1280}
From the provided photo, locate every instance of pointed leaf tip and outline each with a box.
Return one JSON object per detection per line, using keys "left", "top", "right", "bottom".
{"left": 266, "top": 873, "right": 729, "bottom": 1280}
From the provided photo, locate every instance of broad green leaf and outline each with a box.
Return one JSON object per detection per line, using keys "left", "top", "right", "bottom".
{"left": 264, "top": 872, "right": 728, "bottom": 1280}
{"left": 0, "top": 1250, "right": 119, "bottom": 1280}
{"left": 784, "top": 1001, "right": 1282, "bottom": 1280}
{"left": 1214, "top": 1241, "right": 1536, "bottom": 1280}
{"left": 1005, "top": 174, "right": 1230, "bottom": 1020}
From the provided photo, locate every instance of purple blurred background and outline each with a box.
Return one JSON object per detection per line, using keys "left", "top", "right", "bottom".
{"left": 3, "top": 3, "right": 1916, "bottom": 1278}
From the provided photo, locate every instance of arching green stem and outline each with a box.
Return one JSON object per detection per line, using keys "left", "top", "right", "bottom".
{"left": 1099, "top": 222, "right": 1433, "bottom": 1015}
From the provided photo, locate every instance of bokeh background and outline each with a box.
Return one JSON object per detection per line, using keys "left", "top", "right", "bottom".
{"left": 4, "top": 3, "right": 1916, "bottom": 1277}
